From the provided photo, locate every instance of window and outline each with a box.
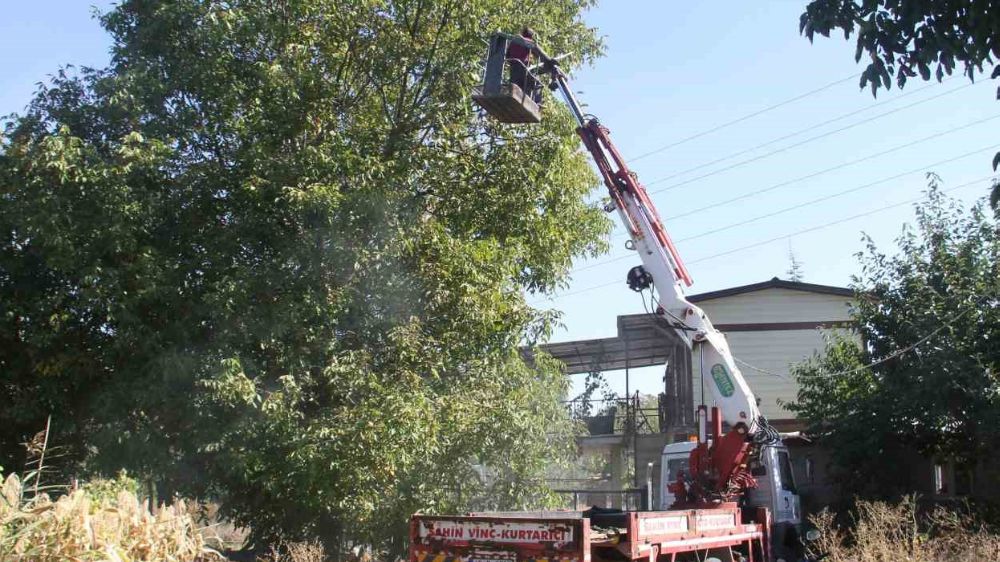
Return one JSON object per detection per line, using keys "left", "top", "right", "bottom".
{"left": 805, "top": 457, "right": 815, "bottom": 484}
{"left": 778, "top": 451, "right": 797, "bottom": 493}
{"left": 665, "top": 457, "right": 690, "bottom": 483}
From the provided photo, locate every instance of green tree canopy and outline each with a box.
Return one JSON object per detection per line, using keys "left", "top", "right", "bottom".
{"left": 799, "top": 0, "right": 1000, "bottom": 209}
{"left": 789, "top": 180, "right": 1000, "bottom": 496}
{"left": 0, "top": 0, "right": 609, "bottom": 548}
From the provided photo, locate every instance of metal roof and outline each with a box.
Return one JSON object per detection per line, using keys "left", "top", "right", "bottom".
{"left": 528, "top": 313, "right": 686, "bottom": 375}
{"left": 527, "top": 278, "right": 851, "bottom": 375}
{"left": 688, "top": 277, "right": 853, "bottom": 302}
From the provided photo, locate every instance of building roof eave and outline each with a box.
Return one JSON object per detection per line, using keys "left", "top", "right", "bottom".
{"left": 687, "top": 277, "right": 854, "bottom": 302}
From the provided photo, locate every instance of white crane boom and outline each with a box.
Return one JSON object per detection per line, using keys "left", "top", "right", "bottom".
{"left": 490, "top": 32, "right": 777, "bottom": 503}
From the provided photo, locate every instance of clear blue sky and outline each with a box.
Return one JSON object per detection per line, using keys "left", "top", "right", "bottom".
{"left": 2, "top": 2, "right": 996, "bottom": 398}
{"left": 0, "top": 2, "right": 116, "bottom": 114}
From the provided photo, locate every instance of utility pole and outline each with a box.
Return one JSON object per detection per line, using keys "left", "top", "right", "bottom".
{"left": 625, "top": 329, "right": 638, "bottom": 496}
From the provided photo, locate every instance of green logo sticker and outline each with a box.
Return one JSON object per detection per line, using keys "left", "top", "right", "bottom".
{"left": 711, "top": 363, "right": 735, "bottom": 397}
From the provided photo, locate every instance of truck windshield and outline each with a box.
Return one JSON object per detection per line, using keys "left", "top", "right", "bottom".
{"left": 666, "top": 457, "right": 690, "bottom": 482}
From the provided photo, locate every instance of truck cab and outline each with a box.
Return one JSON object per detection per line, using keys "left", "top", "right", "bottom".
{"left": 659, "top": 440, "right": 802, "bottom": 560}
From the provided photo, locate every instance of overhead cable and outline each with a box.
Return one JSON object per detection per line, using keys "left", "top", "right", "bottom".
{"left": 531, "top": 174, "right": 993, "bottom": 303}
{"left": 644, "top": 78, "right": 950, "bottom": 186}
{"left": 628, "top": 73, "right": 860, "bottom": 163}
{"left": 661, "top": 114, "right": 995, "bottom": 223}
{"left": 675, "top": 141, "right": 999, "bottom": 244}
{"left": 579, "top": 132, "right": 1000, "bottom": 271}
{"left": 644, "top": 81, "right": 980, "bottom": 194}
{"left": 684, "top": 174, "right": 993, "bottom": 266}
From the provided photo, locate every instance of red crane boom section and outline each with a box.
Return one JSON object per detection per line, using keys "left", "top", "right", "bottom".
{"left": 576, "top": 120, "right": 693, "bottom": 286}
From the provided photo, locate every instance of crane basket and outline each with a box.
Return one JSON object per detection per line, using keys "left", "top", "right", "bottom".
{"left": 472, "top": 33, "right": 542, "bottom": 123}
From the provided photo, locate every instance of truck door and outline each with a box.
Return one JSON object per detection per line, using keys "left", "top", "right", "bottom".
{"left": 773, "top": 448, "right": 800, "bottom": 526}
{"left": 746, "top": 446, "right": 800, "bottom": 525}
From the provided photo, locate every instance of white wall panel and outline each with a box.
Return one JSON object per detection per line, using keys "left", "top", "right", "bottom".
{"left": 688, "top": 288, "right": 855, "bottom": 420}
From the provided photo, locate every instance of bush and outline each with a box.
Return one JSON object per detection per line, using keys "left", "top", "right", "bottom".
{"left": 81, "top": 469, "right": 141, "bottom": 502}
{"left": 0, "top": 472, "right": 213, "bottom": 561}
{"left": 808, "top": 496, "right": 1000, "bottom": 561}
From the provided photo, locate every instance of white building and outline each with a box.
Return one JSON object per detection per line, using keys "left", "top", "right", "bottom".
{"left": 535, "top": 277, "right": 855, "bottom": 508}
{"left": 686, "top": 277, "right": 854, "bottom": 427}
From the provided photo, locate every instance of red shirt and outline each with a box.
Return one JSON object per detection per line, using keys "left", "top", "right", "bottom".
{"left": 506, "top": 37, "right": 532, "bottom": 63}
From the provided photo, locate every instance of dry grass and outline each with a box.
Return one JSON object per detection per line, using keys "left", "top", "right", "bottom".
{"left": 259, "top": 540, "right": 327, "bottom": 562}
{"left": 0, "top": 472, "right": 217, "bottom": 561}
{"left": 807, "top": 496, "right": 1000, "bottom": 562}
{"left": 188, "top": 501, "right": 250, "bottom": 553}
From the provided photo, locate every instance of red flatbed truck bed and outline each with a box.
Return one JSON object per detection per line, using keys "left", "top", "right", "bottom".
{"left": 410, "top": 504, "right": 771, "bottom": 562}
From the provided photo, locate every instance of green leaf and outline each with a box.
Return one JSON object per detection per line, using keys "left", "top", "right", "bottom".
{"left": 919, "top": 62, "right": 931, "bottom": 80}
{"left": 788, "top": 175, "right": 1000, "bottom": 494}
{"left": 0, "top": 0, "right": 610, "bottom": 551}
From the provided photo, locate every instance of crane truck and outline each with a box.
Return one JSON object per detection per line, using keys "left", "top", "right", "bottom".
{"left": 410, "top": 32, "right": 803, "bottom": 562}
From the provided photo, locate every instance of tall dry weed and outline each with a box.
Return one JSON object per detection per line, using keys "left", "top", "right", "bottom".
{"left": 260, "top": 540, "right": 327, "bottom": 562}
{"left": 0, "top": 472, "right": 217, "bottom": 561}
{"left": 188, "top": 501, "right": 250, "bottom": 552}
{"left": 807, "top": 496, "right": 1000, "bottom": 562}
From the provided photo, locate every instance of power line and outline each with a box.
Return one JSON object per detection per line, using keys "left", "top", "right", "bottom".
{"left": 576, "top": 120, "right": 1000, "bottom": 271}
{"left": 684, "top": 174, "right": 992, "bottom": 265}
{"left": 595, "top": 78, "right": 971, "bottom": 244}
{"left": 562, "top": 288, "right": 977, "bottom": 384}
{"left": 628, "top": 73, "right": 860, "bottom": 163}
{"left": 529, "top": 280, "right": 620, "bottom": 304}
{"left": 661, "top": 116, "right": 994, "bottom": 224}
{"left": 642, "top": 314, "right": 792, "bottom": 381}
{"left": 570, "top": 250, "right": 635, "bottom": 274}
{"left": 734, "top": 358, "right": 792, "bottom": 381}
{"left": 590, "top": 80, "right": 968, "bottom": 245}
{"left": 603, "top": 108, "right": 997, "bottom": 243}
{"left": 530, "top": 175, "right": 993, "bottom": 303}
{"left": 675, "top": 141, "right": 998, "bottom": 244}
{"left": 643, "top": 78, "right": 950, "bottom": 186}
{"left": 643, "top": 81, "right": 979, "bottom": 195}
